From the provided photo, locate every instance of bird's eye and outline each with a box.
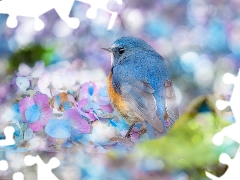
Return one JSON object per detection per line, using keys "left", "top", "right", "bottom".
{"left": 118, "top": 48, "right": 125, "bottom": 54}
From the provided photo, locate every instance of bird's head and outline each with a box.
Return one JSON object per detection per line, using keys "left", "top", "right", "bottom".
{"left": 102, "top": 36, "right": 155, "bottom": 67}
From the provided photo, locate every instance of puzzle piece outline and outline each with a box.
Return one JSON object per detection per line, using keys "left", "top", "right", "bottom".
{"left": 23, "top": 155, "right": 60, "bottom": 180}
{"left": 206, "top": 148, "right": 240, "bottom": 180}
{"left": 0, "top": 160, "right": 9, "bottom": 171}
{"left": 76, "top": 0, "right": 122, "bottom": 30}
{"left": 0, "top": 0, "right": 79, "bottom": 31}
{"left": 0, "top": 126, "right": 15, "bottom": 146}
{"left": 206, "top": 69, "right": 240, "bottom": 179}
{"left": 0, "top": 0, "right": 123, "bottom": 31}
{"left": 0, "top": 154, "right": 60, "bottom": 180}
{"left": 0, "top": 125, "right": 60, "bottom": 180}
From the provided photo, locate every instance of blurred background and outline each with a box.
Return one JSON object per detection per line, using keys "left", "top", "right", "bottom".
{"left": 0, "top": 0, "right": 240, "bottom": 179}
{"left": 0, "top": 0, "right": 240, "bottom": 108}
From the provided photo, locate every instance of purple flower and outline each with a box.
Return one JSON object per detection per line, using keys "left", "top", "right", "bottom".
{"left": 97, "top": 86, "right": 114, "bottom": 113}
{"left": 63, "top": 108, "right": 91, "bottom": 134}
{"left": 44, "top": 110, "right": 91, "bottom": 140}
{"left": 79, "top": 82, "right": 97, "bottom": 99}
{"left": 77, "top": 83, "right": 114, "bottom": 121}
{"left": 78, "top": 98, "right": 97, "bottom": 122}
{"left": 20, "top": 92, "right": 53, "bottom": 131}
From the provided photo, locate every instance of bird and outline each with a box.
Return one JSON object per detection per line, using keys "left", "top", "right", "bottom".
{"left": 102, "top": 36, "right": 179, "bottom": 139}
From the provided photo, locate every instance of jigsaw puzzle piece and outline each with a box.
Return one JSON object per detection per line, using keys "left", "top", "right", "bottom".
{"left": 76, "top": 0, "right": 122, "bottom": 29}
{"left": 217, "top": 71, "right": 240, "bottom": 123}
{"left": 206, "top": 148, "right": 240, "bottom": 180}
{"left": 206, "top": 70, "right": 240, "bottom": 179}
{"left": 13, "top": 172, "right": 24, "bottom": 180}
{"left": 0, "top": 0, "right": 79, "bottom": 30}
{"left": 54, "top": 0, "right": 80, "bottom": 29}
{"left": 212, "top": 123, "right": 240, "bottom": 146}
{"left": 24, "top": 155, "right": 60, "bottom": 180}
{"left": 0, "top": 160, "right": 8, "bottom": 171}
{"left": 0, "top": 0, "right": 54, "bottom": 30}
{"left": 0, "top": 126, "right": 15, "bottom": 147}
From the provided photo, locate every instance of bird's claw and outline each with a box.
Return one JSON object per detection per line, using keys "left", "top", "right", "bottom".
{"left": 124, "top": 133, "right": 131, "bottom": 139}
{"left": 137, "top": 127, "right": 147, "bottom": 136}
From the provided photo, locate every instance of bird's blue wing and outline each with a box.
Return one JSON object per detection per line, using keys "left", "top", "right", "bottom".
{"left": 119, "top": 81, "right": 165, "bottom": 133}
{"left": 164, "top": 80, "right": 179, "bottom": 128}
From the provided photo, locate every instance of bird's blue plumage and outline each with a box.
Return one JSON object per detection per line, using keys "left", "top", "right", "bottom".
{"left": 105, "top": 36, "right": 179, "bottom": 139}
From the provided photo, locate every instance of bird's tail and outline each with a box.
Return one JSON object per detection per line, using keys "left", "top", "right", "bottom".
{"left": 145, "top": 120, "right": 167, "bottom": 139}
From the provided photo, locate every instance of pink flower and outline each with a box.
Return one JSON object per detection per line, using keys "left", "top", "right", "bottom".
{"left": 20, "top": 92, "right": 53, "bottom": 131}
{"left": 78, "top": 98, "right": 97, "bottom": 122}
{"left": 63, "top": 108, "right": 91, "bottom": 134}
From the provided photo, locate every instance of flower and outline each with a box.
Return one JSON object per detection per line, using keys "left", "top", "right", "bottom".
{"left": 45, "top": 119, "right": 72, "bottom": 139}
{"left": 50, "top": 92, "right": 75, "bottom": 112}
{"left": 3, "top": 103, "right": 21, "bottom": 123}
{"left": 63, "top": 108, "right": 91, "bottom": 134}
{"left": 76, "top": 83, "right": 114, "bottom": 122}
{"left": 77, "top": 98, "right": 97, "bottom": 122}
{"left": 19, "top": 92, "right": 53, "bottom": 131}
{"left": 44, "top": 112, "right": 91, "bottom": 140}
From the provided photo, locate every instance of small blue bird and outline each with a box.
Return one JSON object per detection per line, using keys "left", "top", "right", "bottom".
{"left": 103, "top": 36, "right": 179, "bottom": 139}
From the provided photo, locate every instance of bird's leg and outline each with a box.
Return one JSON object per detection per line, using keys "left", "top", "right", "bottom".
{"left": 125, "top": 121, "right": 138, "bottom": 138}
{"left": 138, "top": 127, "right": 147, "bottom": 137}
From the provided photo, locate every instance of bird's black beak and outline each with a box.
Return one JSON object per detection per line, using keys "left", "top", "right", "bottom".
{"left": 101, "top": 47, "right": 111, "bottom": 52}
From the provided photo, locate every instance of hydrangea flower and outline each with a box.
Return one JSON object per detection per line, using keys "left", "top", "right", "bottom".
{"left": 45, "top": 119, "right": 72, "bottom": 139}
{"left": 19, "top": 92, "right": 53, "bottom": 131}
{"left": 45, "top": 114, "right": 91, "bottom": 140}
{"left": 76, "top": 82, "right": 100, "bottom": 121}
{"left": 76, "top": 82, "right": 114, "bottom": 122}
{"left": 77, "top": 98, "right": 97, "bottom": 122}
{"left": 3, "top": 103, "right": 21, "bottom": 123}
{"left": 63, "top": 108, "right": 91, "bottom": 134}
{"left": 50, "top": 92, "right": 75, "bottom": 111}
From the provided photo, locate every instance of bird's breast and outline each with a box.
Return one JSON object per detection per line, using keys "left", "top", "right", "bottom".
{"left": 107, "top": 72, "right": 132, "bottom": 121}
